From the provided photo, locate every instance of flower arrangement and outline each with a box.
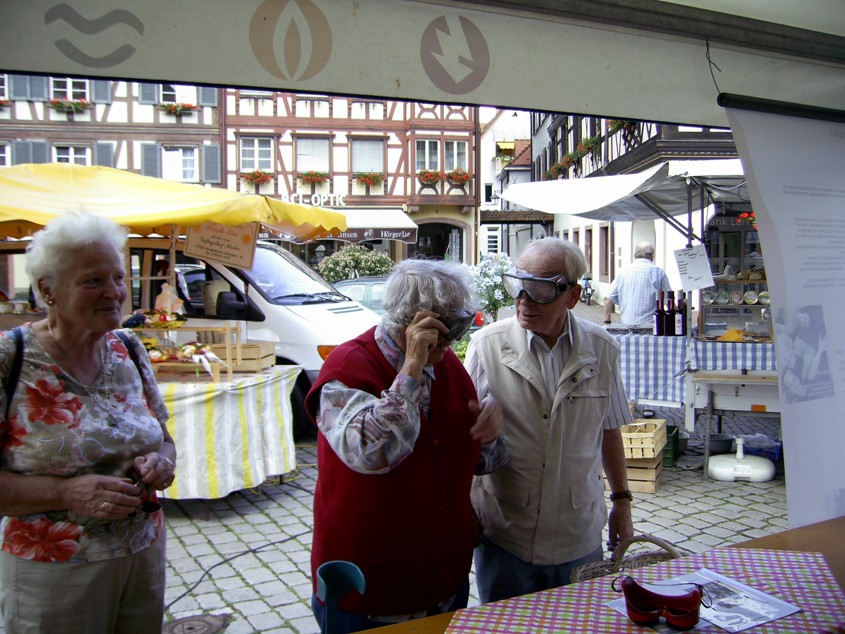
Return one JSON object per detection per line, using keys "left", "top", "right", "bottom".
{"left": 0, "top": 99, "right": 10, "bottom": 108}
{"left": 417, "top": 169, "right": 443, "bottom": 186}
{"left": 241, "top": 170, "right": 273, "bottom": 186}
{"left": 299, "top": 170, "right": 329, "bottom": 185}
{"left": 158, "top": 102, "right": 200, "bottom": 116}
{"left": 354, "top": 172, "right": 384, "bottom": 187}
{"left": 738, "top": 211, "right": 757, "bottom": 228}
{"left": 446, "top": 167, "right": 473, "bottom": 186}
{"left": 471, "top": 253, "right": 514, "bottom": 318}
{"left": 318, "top": 245, "right": 393, "bottom": 283}
{"left": 607, "top": 119, "right": 638, "bottom": 133}
{"left": 577, "top": 136, "right": 599, "bottom": 154}
{"left": 49, "top": 98, "right": 92, "bottom": 113}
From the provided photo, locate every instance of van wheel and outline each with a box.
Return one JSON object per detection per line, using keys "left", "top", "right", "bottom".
{"left": 291, "top": 373, "right": 317, "bottom": 443}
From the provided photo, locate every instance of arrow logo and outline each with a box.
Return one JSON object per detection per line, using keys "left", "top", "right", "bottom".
{"left": 420, "top": 15, "right": 489, "bottom": 94}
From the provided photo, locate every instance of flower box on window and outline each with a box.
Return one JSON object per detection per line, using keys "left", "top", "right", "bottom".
{"left": 417, "top": 169, "right": 442, "bottom": 186}
{"left": 49, "top": 98, "right": 92, "bottom": 113}
{"left": 0, "top": 99, "right": 10, "bottom": 108}
{"left": 241, "top": 170, "right": 273, "bottom": 186}
{"left": 445, "top": 168, "right": 473, "bottom": 186}
{"left": 354, "top": 172, "right": 384, "bottom": 187}
{"left": 158, "top": 102, "right": 200, "bottom": 116}
{"left": 299, "top": 171, "right": 329, "bottom": 185}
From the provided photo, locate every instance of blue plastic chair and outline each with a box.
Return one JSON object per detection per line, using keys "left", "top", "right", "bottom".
{"left": 316, "top": 560, "right": 366, "bottom": 634}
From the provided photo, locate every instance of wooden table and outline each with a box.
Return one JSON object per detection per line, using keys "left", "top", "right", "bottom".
{"left": 373, "top": 515, "right": 845, "bottom": 632}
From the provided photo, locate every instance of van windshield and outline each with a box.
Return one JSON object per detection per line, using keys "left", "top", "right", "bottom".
{"left": 244, "top": 244, "right": 345, "bottom": 305}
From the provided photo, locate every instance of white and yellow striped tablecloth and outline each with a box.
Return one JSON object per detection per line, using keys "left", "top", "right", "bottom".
{"left": 159, "top": 365, "right": 301, "bottom": 500}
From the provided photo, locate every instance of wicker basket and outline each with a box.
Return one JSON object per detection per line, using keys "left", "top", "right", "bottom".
{"left": 570, "top": 534, "right": 685, "bottom": 583}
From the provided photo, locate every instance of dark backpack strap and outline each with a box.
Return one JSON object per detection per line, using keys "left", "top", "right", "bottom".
{"left": 115, "top": 330, "right": 145, "bottom": 388}
{"left": 4, "top": 326, "right": 23, "bottom": 418}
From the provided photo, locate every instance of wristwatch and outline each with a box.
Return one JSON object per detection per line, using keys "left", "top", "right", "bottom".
{"left": 610, "top": 489, "right": 633, "bottom": 502}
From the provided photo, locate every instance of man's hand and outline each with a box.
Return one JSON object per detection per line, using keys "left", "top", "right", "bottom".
{"left": 606, "top": 500, "right": 635, "bottom": 551}
{"left": 468, "top": 396, "right": 503, "bottom": 444}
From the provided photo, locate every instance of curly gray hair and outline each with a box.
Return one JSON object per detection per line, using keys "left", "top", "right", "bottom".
{"left": 26, "top": 211, "right": 128, "bottom": 308}
{"left": 381, "top": 259, "right": 479, "bottom": 342}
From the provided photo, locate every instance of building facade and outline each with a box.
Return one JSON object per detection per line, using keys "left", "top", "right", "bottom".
{"left": 0, "top": 75, "right": 482, "bottom": 267}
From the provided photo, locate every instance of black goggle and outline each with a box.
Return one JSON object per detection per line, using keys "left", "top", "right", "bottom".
{"left": 438, "top": 310, "right": 475, "bottom": 341}
{"left": 502, "top": 269, "right": 577, "bottom": 304}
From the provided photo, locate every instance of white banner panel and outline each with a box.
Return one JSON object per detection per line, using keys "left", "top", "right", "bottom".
{"left": 1, "top": 1, "right": 844, "bottom": 127}
{"left": 726, "top": 106, "right": 845, "bottom": 527}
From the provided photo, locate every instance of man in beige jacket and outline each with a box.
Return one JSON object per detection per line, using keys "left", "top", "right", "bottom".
{"left": 465, "top": 237, "right": 634, "bottom": 603}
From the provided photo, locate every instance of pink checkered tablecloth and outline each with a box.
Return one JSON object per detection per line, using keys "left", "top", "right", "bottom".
{"left": 446, "top": 548, "right": 845, "bottom": 633}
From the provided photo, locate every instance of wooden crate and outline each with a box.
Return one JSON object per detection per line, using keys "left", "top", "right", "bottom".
{"left": 621, "top": 419, "right": 667, "bottom": 459}
{"left": 604, "top": 455, "right": 663, "bottom": 493}
{"left": 209, "top": 341, "right": 275, "bottom": 373}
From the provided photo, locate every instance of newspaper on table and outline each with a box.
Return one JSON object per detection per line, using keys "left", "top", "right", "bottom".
{"left": 607, "top": 567, "right": 801, "bottom": 632}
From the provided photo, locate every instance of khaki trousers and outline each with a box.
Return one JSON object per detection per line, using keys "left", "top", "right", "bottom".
{"left": 0, "top": 532, "right": 166, "bottom": 634}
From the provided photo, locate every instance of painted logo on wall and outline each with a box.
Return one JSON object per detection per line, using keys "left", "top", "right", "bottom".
{"left": 44, "top": 3, "right": 144, "bottom": 67}
{"left": 249, "top": 0, "right": 332, "bottom": 81}
{"left": 420, "top": 15, "right": 489, "bottom": 94}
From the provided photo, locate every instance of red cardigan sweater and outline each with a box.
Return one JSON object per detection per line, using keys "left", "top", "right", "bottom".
{"left": 305, "top": 327, "right": 481, "bottom": 616}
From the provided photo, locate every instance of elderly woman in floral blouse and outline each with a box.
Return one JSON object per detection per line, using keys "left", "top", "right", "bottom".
{"left": 0, "top": 212, "right": 175, "bottom": 633}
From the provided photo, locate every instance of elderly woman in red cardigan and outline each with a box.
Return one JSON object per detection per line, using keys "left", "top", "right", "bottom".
{"left": 306, "top": 258, "right": 507, "bottom": 633}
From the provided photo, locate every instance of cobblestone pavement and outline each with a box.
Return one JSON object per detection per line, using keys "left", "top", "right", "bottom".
{"left": 156, "top": 404, "right": 786, "bottom": 634}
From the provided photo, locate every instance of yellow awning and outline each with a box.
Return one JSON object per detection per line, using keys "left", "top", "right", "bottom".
{"left": 0, "top": 163, "right": 347, "bottom": 240}
{"left": 496, "top": 141, "right": 515, "bottom": 150}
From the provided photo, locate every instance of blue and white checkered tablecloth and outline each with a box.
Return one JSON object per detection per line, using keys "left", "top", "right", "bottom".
{"left": 614, "top": 334, "right": 689, "bottom": 404}
{"left": 690, "top": 340, "right": 778, "bottom": 372}
{"left": 613, "top": 335, "right": 778, "bottom": 405}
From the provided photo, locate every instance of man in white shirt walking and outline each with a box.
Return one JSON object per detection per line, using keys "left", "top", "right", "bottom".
{"left": 603, "top": 242, "right": 672, "bottom": 326}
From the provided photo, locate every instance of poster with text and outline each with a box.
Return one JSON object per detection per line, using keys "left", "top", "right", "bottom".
{"left": 726, "top": 106, "right": 845, "bottom": 527}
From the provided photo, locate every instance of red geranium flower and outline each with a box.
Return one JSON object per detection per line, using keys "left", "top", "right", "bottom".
{"left": 3, "top": 517, "right": 82, "bottom": 562}
{"left": 24, "top": 379, "right": 83, "bottom": 428}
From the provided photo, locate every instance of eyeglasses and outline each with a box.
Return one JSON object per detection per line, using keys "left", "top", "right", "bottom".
{"left": 438, "top": 310, "right": 475, "bottom": 341}
{"left": 502, "top": 269, "right": 577, "bottom": 304}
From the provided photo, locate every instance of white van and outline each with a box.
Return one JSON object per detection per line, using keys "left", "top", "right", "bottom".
{"left": 0, "top": 238, "right": 380, "bottom": 440}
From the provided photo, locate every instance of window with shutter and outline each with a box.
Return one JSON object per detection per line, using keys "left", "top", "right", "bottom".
{"left": 51, "top": 77, "right": 88, "bottom": 100}
{"left": 198, "top": 87, "right": 218, "bottom": 107}
{"left": 0, "top": 145, "right": 7, "bottom": 167}
{"left": 203, "top": 145, "right": 221, "bottom": 183}
{"left": 95, "top": 142, "right": 114, "bottom": 167}
{"left": 162, "top": 146, "right": 197, "bottom": 182}
{"left": 10, "top": 75, "right": 31, "bottom": 100}
{"left": 0, "top": 75, "right": 6, "bottom": 100}
{"left": 138, "top": 83, "right": 158, "bottom": 105}
{"left": 91, "top": 80, "right": 112, "bottom": 104}
{"left": 141, "top": 143, "right": 161, "bottom": 177}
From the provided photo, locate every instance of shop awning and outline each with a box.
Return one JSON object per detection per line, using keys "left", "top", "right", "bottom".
{"left": 500, "top": 159, "right": 747, "bottom": 222}
{"left": 327, "top": 208, "right": 418, "bottom": 243}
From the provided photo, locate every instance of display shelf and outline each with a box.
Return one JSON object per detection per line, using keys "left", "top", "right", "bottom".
{"left": 698, "top": 280, "right": 772, "bottom": 342}
{"left": 132, "top": 322, "right": 240, "bottom": 381}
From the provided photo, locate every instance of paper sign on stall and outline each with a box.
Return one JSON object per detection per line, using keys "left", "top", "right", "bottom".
{"left": 674, "top": 244, "right": 715, "bottom": 291}
{"left": 185, "top": 221, "right": 259, "bottom": 269}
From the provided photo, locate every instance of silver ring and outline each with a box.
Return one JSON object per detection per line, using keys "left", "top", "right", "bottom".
{"left": 98, "top": 500, "right": 108, "bottom": 511}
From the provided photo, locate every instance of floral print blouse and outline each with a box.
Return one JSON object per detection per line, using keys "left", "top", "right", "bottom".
{"left": 0, "top": 325, "right": 169, "bottom": 563}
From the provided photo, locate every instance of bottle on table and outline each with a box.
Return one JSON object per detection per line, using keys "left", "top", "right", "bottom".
{"left": 653, "top": 291, "right": 665, "bottom": 336}
{"left": 675, "top": 291, "right": 687, "bottom": 336}
{"left": 664, "top": 290, "right": 676, "bottom": 337}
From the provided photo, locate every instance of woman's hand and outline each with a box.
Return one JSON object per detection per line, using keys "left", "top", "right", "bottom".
{"left": 133, "top": 452, "right": 176, "bottom": 491}
{"left": 400, "top": 311, "right": 447, "bottom": 378}
{"left": 59, "top": 474, "right": 141, "bottom": 519}
{"left": 468, "top": 396, "right": 503, "bottom": 444}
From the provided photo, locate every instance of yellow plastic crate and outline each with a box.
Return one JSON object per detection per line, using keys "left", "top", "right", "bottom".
{"left": 621, "top": 419, "right": 667, "bottom": 459}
